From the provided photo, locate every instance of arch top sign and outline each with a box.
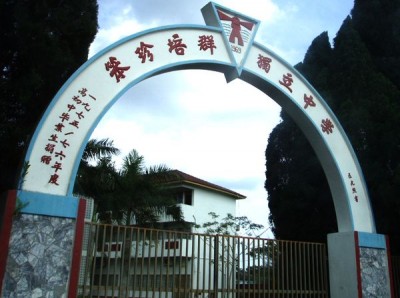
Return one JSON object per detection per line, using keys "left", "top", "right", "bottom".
{"left": 20, "top": 2, "right": 375, "bottom": 233}
{"left": 201, "top": 2, "right": 260, "bottom": 80}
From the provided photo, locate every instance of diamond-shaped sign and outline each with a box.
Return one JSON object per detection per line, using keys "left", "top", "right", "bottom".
{"left": 202, "top": 2, "right": 260, "bottom": 80}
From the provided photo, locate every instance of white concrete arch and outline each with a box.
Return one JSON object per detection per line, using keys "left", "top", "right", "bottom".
{"left": 19, "top": 21, "right": 375, "bottom": 233}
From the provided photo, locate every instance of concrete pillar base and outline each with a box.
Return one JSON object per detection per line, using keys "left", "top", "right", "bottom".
{"left": 328, "top": 231, "right": 394, "bottom": 297}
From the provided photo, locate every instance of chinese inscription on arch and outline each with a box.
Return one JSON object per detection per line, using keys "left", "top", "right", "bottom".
{"left": 41, "top": 88, "right": 97, "bottom": 186}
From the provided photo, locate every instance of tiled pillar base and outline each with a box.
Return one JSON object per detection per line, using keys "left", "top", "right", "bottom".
{"left": 0, "top": 191, "right": 86, "bottom": 298}
{"left": 2, "top": 214, "right": 75, "bottom": 297}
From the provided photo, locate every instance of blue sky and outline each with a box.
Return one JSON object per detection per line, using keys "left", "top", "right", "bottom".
{"left": 89, "top": 0, "right": 354, "bottom": 236}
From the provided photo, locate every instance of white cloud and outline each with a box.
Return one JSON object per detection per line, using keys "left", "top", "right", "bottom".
{"left": 218, "top": 0, "right": 284, "bottom": 23}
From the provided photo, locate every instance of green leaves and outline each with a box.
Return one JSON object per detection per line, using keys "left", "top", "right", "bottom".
{"left": 75, "top": 140, "right": 183, "bottom": 226}
{"left": 199, "top": 212, "right": 264, "bottom": 237}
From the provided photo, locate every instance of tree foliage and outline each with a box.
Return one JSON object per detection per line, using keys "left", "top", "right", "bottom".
{"left": 0, "top": 0, "right": 98, "bottom": 192}
{"left": 265, "top": 0, "right": 400, "bottom": 252}
{"left": 75, "top": 139, "right": 183, "bottom": 226}
{"left": 197, "top": 212, "right": 265, "bottom": 237}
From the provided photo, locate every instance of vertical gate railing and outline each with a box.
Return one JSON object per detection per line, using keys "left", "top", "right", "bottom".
{"left": 77, "top": 223, "right": 329, "bottom": 298}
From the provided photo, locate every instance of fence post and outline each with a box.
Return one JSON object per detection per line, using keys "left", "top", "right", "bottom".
{"left": 0, "top": 190, "right": 17, "bottom": 295}
{"left": 68, "top": 198, "right": 87, "bottom": 298}
{"left": 214, "top": 235, "right": 219, "bottom": 298}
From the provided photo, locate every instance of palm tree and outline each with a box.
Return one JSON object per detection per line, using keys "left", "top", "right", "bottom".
{"left": 75, "top": 139, "right": 183, "bottom": 225}
{"left": 115, "top": 150, "right": 183, "bottom": 226}
{"left": 74, "top": 138, "right": 120, "bottom": 200}
{"left": 81, "top": 138, "right": 121, "bottom": 162}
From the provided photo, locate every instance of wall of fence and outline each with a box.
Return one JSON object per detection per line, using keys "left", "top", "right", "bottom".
{"left": 78, "top": 223, "right": 329, "bottom": 298}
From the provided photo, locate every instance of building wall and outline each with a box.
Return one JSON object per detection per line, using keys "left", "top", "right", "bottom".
{"left": 191, "top": 187, "right": 237, "bottom": 232}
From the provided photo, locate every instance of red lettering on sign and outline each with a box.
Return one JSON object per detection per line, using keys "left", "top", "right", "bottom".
{"left": 72, "top": 95, "right": 82, "bottom": 104}
{"left": 55, "top": 151, "right": 66, "bottom": 160}
{"left": 105, "top": 57, "right": 131, "bottom": 83}
{"left": 48, "top": 134, "right": 59, "bottom": 143}
{"left": 257, "top": 54, "right": 272, "bottom": 73}
{"left": 52, "top": 161, "right": 62, "bottom": 172}
{"left": 69, "top": 120, "right": 79, "bottom": 129}
{"left": 76, "top": 111, "right": 84, "bottom": 120}
{"left": 78, "top": 88, "right": 88, "bottom": 96}
{"left": 60, "top": 139, "right": 70, "bottom": 148}
{"left": 198, "top": 35, "right": 217, "bottom": 55}
{"left": 41, "top": 155, "right": 52, "bottom": 165}
{"left": 168, "top": 34, "right": 187, "bottom": 55}
{"left": 49, "top": 173, "right": 60, "bottom": 185}
{"left": 279, "top": 73, "right": 293, "bottom": 93}
{"left": 45, "top": 143, "right": 56, "bottom": 154}
{"left": 321, "top": 118, "right": 334, "bottom": 134}
{"left": 135, "top": 42, "right": 154, "bottom": 63}
{"left": 67, "top": 104, "right": 76, "bottom": 112}
{"left": 54, "top": 123, "right": 65, "bottom": 132}
{"left": 81, "top": 102, "right": 91, "bottom": 112}
{"left": 303, "top": 94, "right": 316, "bottom": 109}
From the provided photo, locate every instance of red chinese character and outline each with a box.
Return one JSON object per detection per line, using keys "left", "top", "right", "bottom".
{"left": 350, "top": 180, "right": 355, "bottom": 186}
{"left": 198, "top": 35, "right": 217, "bottom": 55}
{"left": 55, "top": 150, "right": 66, "bottom": 160}
{"left": 81, "top": 102, "right": 91, "bottom": 112}
{"left": 354, "top": 196, "right": 359, "bottom": 202}
{"left": 79, "top": 88, "right": 88, "bottom": 96}
{"left": 48, "top": 134, "right": 58, "bottom": 143}
{"left": 76, "top": 111, "right": 84, "bottom": 119}
{"left": 352, "top": 187, "right": 357, "bottom": 194}
{"left": 52, "top": 161, "right": 62, "bottom": 172}
{"left": 64, "top": 132, "right": 74, "bottom": 136}
{"left": 279, "top": 73, "right": 293, "bottom": 93}
{"left": 168, "top": 34, "right": 187, "bottom": 55}
{"left": 40, "top": 155, "right": 52, "bottom": 165}
{"left": 69, "top": 120, "right": 79, "bottom": 129}
{"left": 257, "top": 54, "right": 272, "bottom": 73}
{"left": 60, "top": 139, "right": 70, "bottom": 148}
{"left": 67, "top": 104, "right": 76, "bottom": 112}
{"left": 59, "top": 112, "right": 70, "bottom": 122}
{"left": 105, "top": 56, "right": 131, "bottom": 83}
{"left": 135, "top": 42, "right": 154, "bottom": 63}
{"left": 303, "top": 94, "right": 316, "bottom": 109}
{"left": 45, "top": 143, "right": 56, "bottom": 153}
{"left": 54, "top": 123, "right": 64, "bottom": 132}
{"left": 49, "top": 173, "right": 60, "bottom": 185}
{"left": 348, "top": 173, "right": 352, "bottom": 179}
{"left": 321, "top": 118, "right": 334, "bottom": 134}
{"left": 79, "top": 88, "right": 96, "bottom": 100}
{"left": 72, "top": 95, "right": 82, "bottom": 104}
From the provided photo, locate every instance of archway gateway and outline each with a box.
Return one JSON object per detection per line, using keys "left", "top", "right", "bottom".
{"left": 20, "top": 3, "right": 374, "bottom": 234}
{"left": 1, "top": 2, "right": 393, "bottom": 297}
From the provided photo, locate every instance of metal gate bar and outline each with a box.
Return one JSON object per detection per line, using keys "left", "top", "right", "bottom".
{"left": 77, "top": 223, "right": 329, "bottom": 298}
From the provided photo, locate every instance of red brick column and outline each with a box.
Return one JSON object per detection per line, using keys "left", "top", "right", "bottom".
{"left": 0, "top": 190, "right": 17, "bottom": 294}
{"left": 68, "top": 198, "right": 87, "bottom": 298}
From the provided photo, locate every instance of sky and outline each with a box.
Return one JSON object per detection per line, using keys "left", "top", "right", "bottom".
{"left": 89, "top": 0, "right": 354, "bottom": 237}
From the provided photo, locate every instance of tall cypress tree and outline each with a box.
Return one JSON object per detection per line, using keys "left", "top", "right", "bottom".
{"left": 266, "top": 1, "right": 400, "bottom": 253}
{"left": 0, "top": 0, "right": 98, "bottom": 191}
{"left": 351, "top": 0, "right": 400, "bottom": 90}
{"left": 266, "top": 33, "right": 337, "bottom": 243}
